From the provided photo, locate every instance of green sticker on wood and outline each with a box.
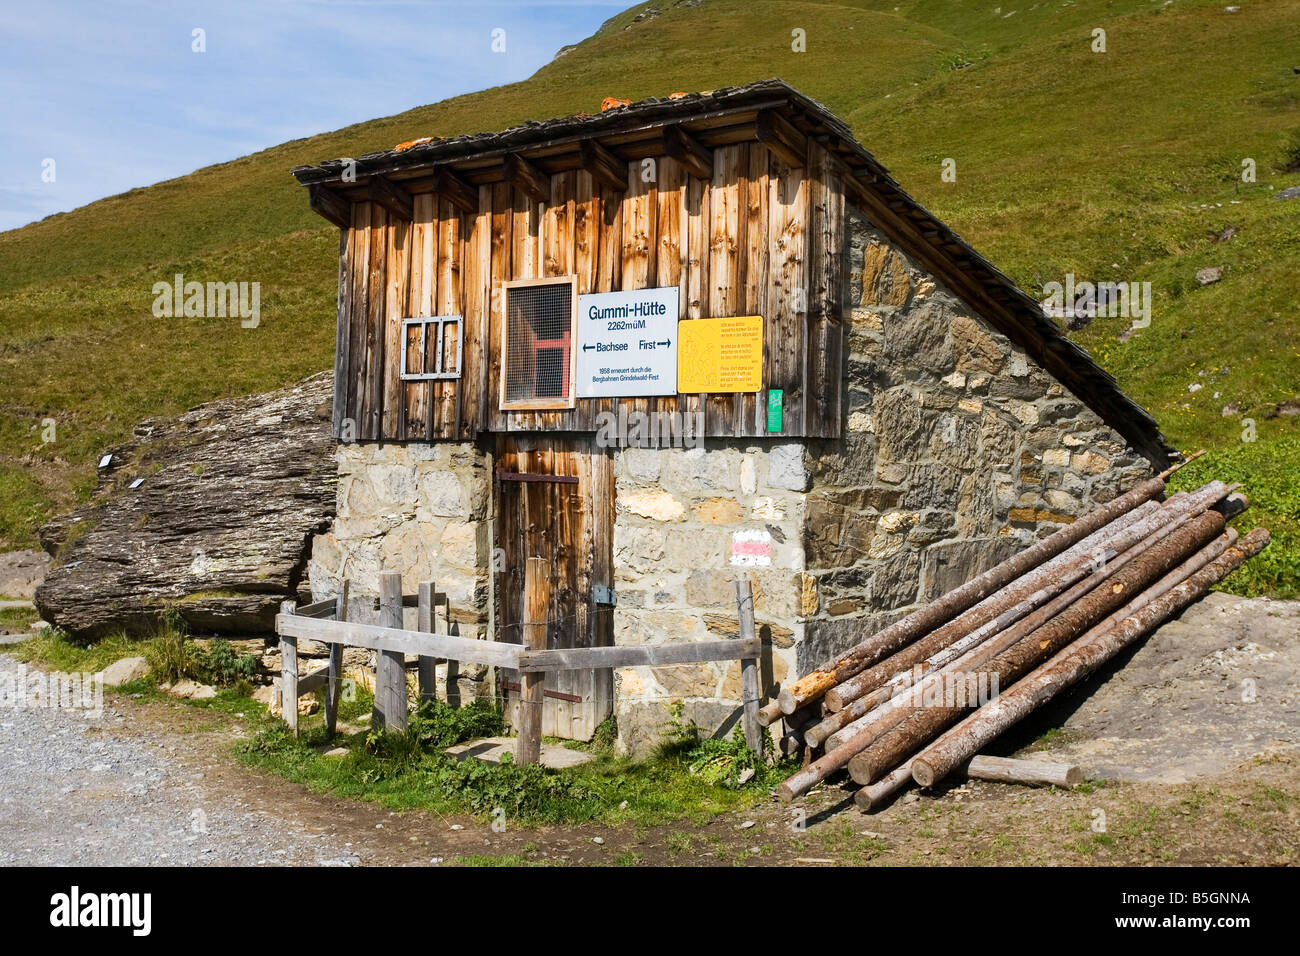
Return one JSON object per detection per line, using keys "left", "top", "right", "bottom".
{"left": 767, "top": 389, "right": 784, "bottom": 432}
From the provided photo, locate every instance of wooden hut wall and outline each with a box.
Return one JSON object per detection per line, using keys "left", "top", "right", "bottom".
{"left": 332, "top": 139, "right": 846, "bottom": 442}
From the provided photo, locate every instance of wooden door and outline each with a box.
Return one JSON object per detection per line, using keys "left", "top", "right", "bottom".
{"left": 495, "top": 435, "right": 613, "bottom": 740}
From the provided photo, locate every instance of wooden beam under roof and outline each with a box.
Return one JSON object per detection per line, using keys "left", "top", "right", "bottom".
{"left": 367, "top": 175, "right": 413, "bottom": 221}
{"left": 308, "top": 184, "right": 351, "bottom": 229}
{"left": 579, "top": 139, "right": 629, "bottom": 192}
{"left": 433, "top": 167, "right": 479, "bottom": 212}
{"left": 663, "top": 124, "right": 712, "bottom": 180}
{"left": 503, "top": 152, "right": 550, "bottom": 201}
{"left": 755, "top": 109, "right": 807, "bottom": 169}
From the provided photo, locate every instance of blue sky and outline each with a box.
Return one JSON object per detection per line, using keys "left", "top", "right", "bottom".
{"left": 0, "top": 0, "right": 626, "bottom": 232}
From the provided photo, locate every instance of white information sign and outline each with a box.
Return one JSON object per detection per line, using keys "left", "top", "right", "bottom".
{"left": 576, "top": 287, "right": 679, "bottom": 397}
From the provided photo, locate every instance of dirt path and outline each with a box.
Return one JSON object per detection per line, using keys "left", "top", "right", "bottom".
{"left": 3, "top": 593, "right": 1298, "bottom": 867}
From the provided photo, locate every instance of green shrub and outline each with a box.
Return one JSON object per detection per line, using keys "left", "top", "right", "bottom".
{"left": 144, "top": 610, "right": 205, "bottom": 684}
{"left": 203, "top": 640, "right": 260, "bottom": 686}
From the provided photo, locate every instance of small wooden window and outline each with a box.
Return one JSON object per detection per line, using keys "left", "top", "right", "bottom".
{"left": 500, "top": 277, "right": 578, "bottom": 410}
{"left": 400, "top": 316, "right": 462, "bottom": 381}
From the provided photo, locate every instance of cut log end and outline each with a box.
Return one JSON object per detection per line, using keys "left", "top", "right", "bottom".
{"left": 912, "top": 759, "right": 936, "bottom": 789}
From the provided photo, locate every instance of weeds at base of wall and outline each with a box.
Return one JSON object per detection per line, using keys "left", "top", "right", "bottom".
{"left": 240, "top": 696, "right": 794, "bottom": 827}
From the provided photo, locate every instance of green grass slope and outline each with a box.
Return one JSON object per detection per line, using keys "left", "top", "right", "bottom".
{"left": 1, "top": 0, "right": 1296, "bottom": 594}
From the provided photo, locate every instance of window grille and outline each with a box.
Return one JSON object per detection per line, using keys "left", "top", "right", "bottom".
{"left": 399, "top": 315, "right": 462, "bottom": 381}
{"left": 500, "top": 277, "right": 577, "bottom": 409}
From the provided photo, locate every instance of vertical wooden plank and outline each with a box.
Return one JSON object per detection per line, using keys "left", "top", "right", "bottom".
{"left": 444, "top": 593, "right": 461, "bottom": 709}
{"left": 573, "top": 172, "right": 600, "bottom": 432}
{"left": 621, "top": 164, "right": 656, "bottom": 291}
{"left": 403, "top": 192, "right": 436, "bottom": 440}
{"left": 767, "top": 152, "right": 807, "bottom": 437}
{"left": 488, "top": 182, "right": 513, "bottom": 433}
{"left": 279, "top": 600, "right": 298, "bottom": 737}
{"left": 708, "top": 144, "right": 743, "bottom": 437}
{"left": 382, "top": 214, "right": 410, "bottom": 439}
{"left": 325, "top": 581, "right": 347, "bottom": 735}
{"left": 462, "top": 187, "right": 492, "bottom": 437}
{"left": 375, "top": 571, "right": 407, "bottom": 732}
{"left": 735, "top": 576, "right": 761, "bottom": 754}
{"left": 544, "top": 170, "right": 576, "bottom": 278}
{"left": 511, "top": 186, "right": 538, "bottom": 281}
{"left": 435, "top": 199, "right": 461, "bottom": 438}
{"left": 346, "top": 203, "right": 371, "bottom": 443}
{"left": 417, "top": 580, "right": 436, "bottom": 702}
{"left": 654, "top": 157, "right": 686, "bottom": 431}
{"left": 622, "top": 165, "right": 656, "bottom": 440}
{"left": 806, "top": 142, "right": 845, "bottom": 438}
{"left": 684, "top": 165, "right": 711, "bottom": 431}
{"left": 516, "top": 560, "right": 549, "bottom": 766}
{"left": 364, "top": 203, "right": 388, "bottom": 440}
{"left": 744, "top": 143, "right": 770, "bottom": 436}
{"left": 594, "top": 182, "right": 623, "bottom": 427}
{"left": 332, "top": 224, "right": 352, "bottom": 439}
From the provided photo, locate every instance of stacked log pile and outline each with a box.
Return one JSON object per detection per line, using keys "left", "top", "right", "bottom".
{"left": 771, "top": 472, "right": 1270, "bottom": 810}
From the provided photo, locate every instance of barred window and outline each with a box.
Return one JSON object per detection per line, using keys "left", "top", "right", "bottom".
{"left": 399, "top": 316, "right": 462, "bottom": 381}
{"left": 500, "top": 277, "right": 577, "bottom": 410}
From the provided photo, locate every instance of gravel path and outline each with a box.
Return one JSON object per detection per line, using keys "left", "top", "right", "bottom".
{"left": 0, "top": 654, "right": 362, "bottom": 866}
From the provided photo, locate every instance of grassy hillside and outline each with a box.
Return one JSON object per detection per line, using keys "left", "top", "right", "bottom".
{"left": 1, "top": 0, "right": 1296, "bottom": 594}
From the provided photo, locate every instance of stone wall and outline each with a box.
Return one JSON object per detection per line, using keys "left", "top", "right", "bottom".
{"left": 798, "top": 211, "right": 1153, "bottom": 671}
{"left": 308, "top": 440, "right": 492, "bottom": 644}
{"left": 610, "top": 441, "right": 808, "bottom": 756}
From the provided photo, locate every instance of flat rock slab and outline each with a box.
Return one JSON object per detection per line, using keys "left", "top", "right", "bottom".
{"left": 1014, "top": 593, "right": 1300, "bottom": 783}
{"left": 445, "top": 736, "right": 594, "bottom": 770}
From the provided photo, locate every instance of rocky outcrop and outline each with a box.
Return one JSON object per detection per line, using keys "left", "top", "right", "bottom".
{"left": 35, "top": 373, "right": 336, "bottom": 640}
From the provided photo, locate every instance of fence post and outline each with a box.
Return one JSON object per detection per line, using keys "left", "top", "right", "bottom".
{"left": 417, "top": 581, "right": 437, "bottom": 703}
{"left": 515, "top": 557, "right": 550, "bottom": 766}
{"left": 735, "top": 575, "right": 762, "bottom": 755}
{"left": 280, "top": 600, "right": 299, "bottom": 738}
{"left": 444, "top": 600, "right": 461, "bottom": 709}
{"left": 375, "top": 571, "right": 407, "bottom": 732}
{"left": 324, "top": 580, "right": 347, "bottom": 736}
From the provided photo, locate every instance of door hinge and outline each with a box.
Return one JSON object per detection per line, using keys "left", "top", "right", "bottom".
{"left": 594, "top": 585, "right": 617, "bottom": 607}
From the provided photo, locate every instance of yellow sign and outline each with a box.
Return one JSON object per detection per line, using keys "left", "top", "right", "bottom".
{"left": 677, "top": 316, "right": 763, "bottom": 393}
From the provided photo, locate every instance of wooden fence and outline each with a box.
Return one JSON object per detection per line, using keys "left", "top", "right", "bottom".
{"left": 275, "top": 560, "right": 764, "bottom": 764}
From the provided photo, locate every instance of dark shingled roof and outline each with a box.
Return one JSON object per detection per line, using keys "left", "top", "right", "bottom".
{"left": 292, "top": 79, "right": 1172, "bottom": 464}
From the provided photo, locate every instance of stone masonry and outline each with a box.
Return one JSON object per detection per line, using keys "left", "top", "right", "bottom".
{"left": 798, "top": 211, "right": 1152, "bottom": 671}
{"left": 610, "top": 441, "right": 807, "bottom": 756}
{"left": 308, "top": 441, "right": 493, "bottom": 700}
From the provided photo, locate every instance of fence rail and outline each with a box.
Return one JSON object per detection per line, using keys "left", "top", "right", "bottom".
{"left": 276, "top": 564, "right": 765, "bottom": 764}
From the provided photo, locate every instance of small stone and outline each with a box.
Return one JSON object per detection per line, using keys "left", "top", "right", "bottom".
{"left": 740, "top": 820, "right": 757, "bottom": 830}
{"left": 1195, "top": 266, "right": 1224, "bottom": 285}
{"left": 450, "top": 824, "right": 464, "bottom": 831}
{"left": 592, "top": 836, "right": 605, "bottom": 845}
{"left": 100, "top": 656, "right": 149, "bottom": 686}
